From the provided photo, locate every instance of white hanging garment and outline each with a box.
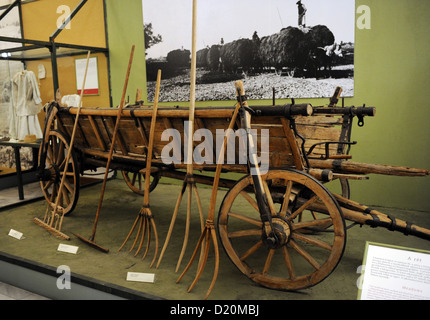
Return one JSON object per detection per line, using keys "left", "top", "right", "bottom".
{"left": 11, "top": 70, "right": 43, "bottom": 140}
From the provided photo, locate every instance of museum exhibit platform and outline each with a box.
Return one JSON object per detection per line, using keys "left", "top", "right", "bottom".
{"left": 1, "top": 177, "right": 429, "bottom": 300}
{"left": 0, "top": 0, "right": 429, "bottom": 303}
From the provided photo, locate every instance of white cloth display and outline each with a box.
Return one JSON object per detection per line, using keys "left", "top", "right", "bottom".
{"left": 61, "top": 94, "right": 81, "bottom": 107}
{"left": 10, "top": 70, "right": 43, "bottom": 140}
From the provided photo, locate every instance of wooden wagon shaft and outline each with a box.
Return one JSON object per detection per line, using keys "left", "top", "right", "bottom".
{"left": 334, "top": 194, "right": 430, "bottom": 241}
{"left": 297, "top": 193, "right": 430, "bottom": 240}
{"left": 309, "top": 158, "right": 430, "bottom": 177}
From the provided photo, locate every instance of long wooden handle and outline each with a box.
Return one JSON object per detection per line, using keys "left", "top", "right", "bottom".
{"left": 143, "top": 69, "right": 162, "bottom": 206}
{"left": 186, "top": 0, "right": 198, "bottom": 175}
{"left": 51, "top": 51, "right": 91, "bottom": 221}
{"left": 91, "top": 45, "right": 135, "bottom": 238}
{"left": 206, "top": 80, "right": 243, "bottom": 221}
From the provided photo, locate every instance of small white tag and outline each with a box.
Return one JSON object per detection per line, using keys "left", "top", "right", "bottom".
{"left": 8, "top": 229, "right": 23, "bottom": 240}
{"left": 126, "top": 272, "right": 155, "bottom": 283}
{"left": 57, "top": 244, "right": 79, "bottom": 254}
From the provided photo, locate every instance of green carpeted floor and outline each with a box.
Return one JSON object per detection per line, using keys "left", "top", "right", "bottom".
{"left": 1, "top": 176, "right": 429, "bottom": 300}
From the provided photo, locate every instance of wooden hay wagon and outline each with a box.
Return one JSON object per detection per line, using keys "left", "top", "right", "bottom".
{"left": 34, "top": 81, "right": 430, "bottom": 295}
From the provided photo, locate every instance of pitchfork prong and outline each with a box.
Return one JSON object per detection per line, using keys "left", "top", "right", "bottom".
{"left": 133, "top": 217, "right": 145, "bottom": 256}
{"left": 119, "top": 207, "right": 159, "bottom": 264}
{"left": 149, "top": 219, "right": 159, "bottom": 268}
{"left": 176, "top": 226, "right": 206, "bottom": 285}
{"left": 176, "top": 219, "right": 219, "bottom": 300}
{"left": 175, "top": 184, "right": 193, "bottom": 272}
{"left": 142, "top": 219, "right": 151, "bottom": 260}
{"left": 187, "top": 227, "right": 211, "bottom": 293}
{"left": 130, "top": 214, "right": 144, "bottom": 254}
{"left": 119, "top": 214, "right": 140, "bottom": 252}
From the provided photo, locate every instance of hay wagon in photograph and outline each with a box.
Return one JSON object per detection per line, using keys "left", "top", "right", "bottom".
{"left": 33, "top": 79, "right": 430, "bottom": 296}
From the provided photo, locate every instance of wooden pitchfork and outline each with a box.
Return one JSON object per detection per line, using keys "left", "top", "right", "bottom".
{"left": 156, "top": 0, "right": 205, "bottom": 272}
{"left": 74, "top": 45, "right": 136, "bottom": 253}
{"left": 118, "top": 70, "right": 162, "bottom": 267}
{"left": 33, "top": 51, "right": 91, "bottom": 240}
{"left": 176, "top": 81, "right": 245, "bottom": 300}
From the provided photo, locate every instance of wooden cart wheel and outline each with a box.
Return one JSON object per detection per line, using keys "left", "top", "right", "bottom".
{"left": 218, "top": 169, "right": 346, "bottom": 291}
{"left": 39, "top": 130, "right": 80, "bottom": 216}
{"left": 122, "top": 170, "right": 160, "bottom": 196}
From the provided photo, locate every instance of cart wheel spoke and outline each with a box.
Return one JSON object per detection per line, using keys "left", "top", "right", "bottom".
{"left": 131, "top": 172, "right": 137, "bottom": 186}
{"left": 43, "top": 180, "right": 53, "bottom": 191}
{"left": 280, "top": 180, "right": 293, "bottom": 217}
{"left": 263, "top": 182, "right": 277, "bottom": 216}
{"left": 239, "top": 190, "right": 260, "bottom": 213}
{"left": 292, "top": 232, "right": 332, "bottom": 251}
{"left": 228, "top": 211, "right": 262, "bottom": 227}
{"left": 289, "top": 239, "right": 320, "bottom": 270}
{"left": 240, "top": 240, "right": 263, "bottom": 261}
{"left": 56, "top": 140, "right": 65, "bottom": 164}
{"left": 228, "top": 228, "right": 262, "bottom": 239}
{"left": 289, "top": 195, "right": 319, "bottom": 221}
{"left": 62, "top": 178, "right": 74, "bottom": 194}
{"left": 46, "top": 145, "right": 53, "bottom": 164}
{"left": 262, "top": 249, "right": 275, "bottom": 275}
{"left": 281, "top": 246, "right": 296, "bottom": 280}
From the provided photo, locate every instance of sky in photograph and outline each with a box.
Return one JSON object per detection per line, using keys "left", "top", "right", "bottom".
{"left": 143, "top": 0, "right": 356, "bottom": 59}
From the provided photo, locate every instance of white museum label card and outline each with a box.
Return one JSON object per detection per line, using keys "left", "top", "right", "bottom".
{"left": 8, "top": 229, "right": 23, "bottom": 240}
{"left": 75, "top": 56, "right": 99, "bottom": 95}
{"left": 57, "top": 244, "right": 79, "bottom": 255}
{"left": 358, "top": 242, "right": 430, "bottom": 300}
{"left": 126, "top": 272, "right": 155, "bottom": 283}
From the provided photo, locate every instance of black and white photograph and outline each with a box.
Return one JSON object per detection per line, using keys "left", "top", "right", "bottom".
{"left": 143, "top": 0, "right": 355, "bottom": 102}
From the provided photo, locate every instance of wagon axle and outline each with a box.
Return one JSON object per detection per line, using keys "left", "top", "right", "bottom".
{"left": 262, "top": 216, "right": 292, "bottom": 249}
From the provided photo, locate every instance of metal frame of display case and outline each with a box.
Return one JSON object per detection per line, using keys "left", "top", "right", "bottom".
{"left": 0, "top": 0, "right": 110, "bottom": 104}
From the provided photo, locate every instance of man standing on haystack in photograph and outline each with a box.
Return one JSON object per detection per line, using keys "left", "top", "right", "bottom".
{"left": 297, "top": 1, "right": 307, "bottom": 27}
